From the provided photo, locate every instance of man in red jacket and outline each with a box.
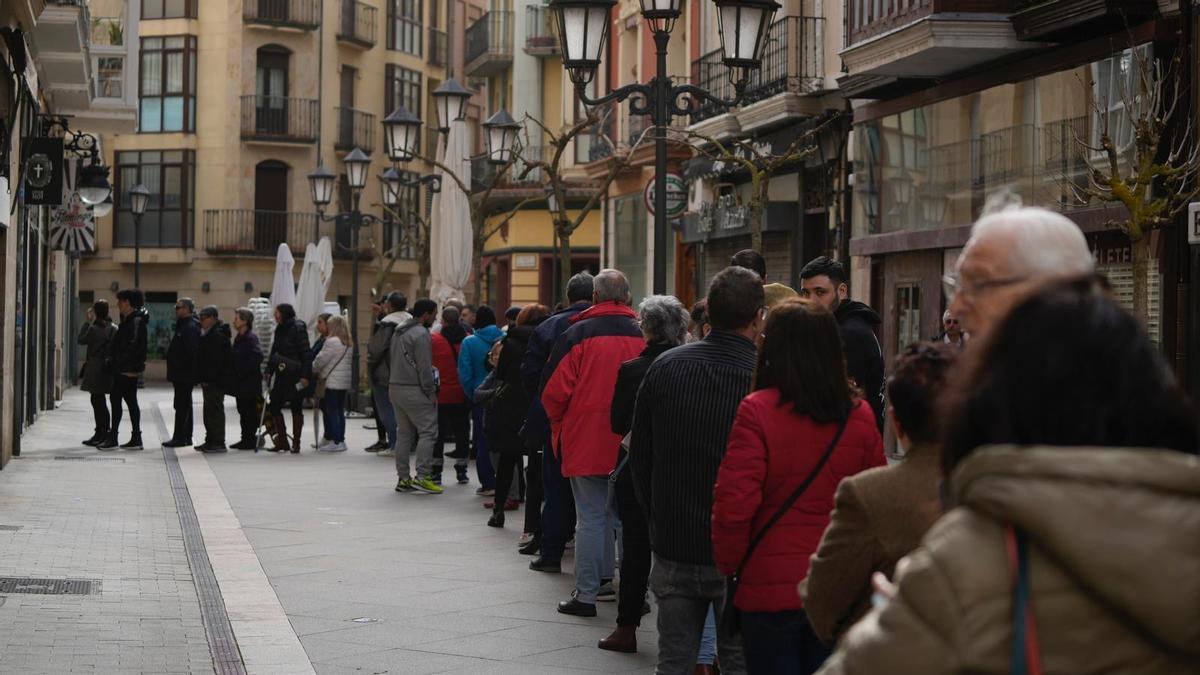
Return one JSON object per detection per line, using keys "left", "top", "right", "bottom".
{"left": 542, "top": 269, "right": 644, "bottom": 617}
{"left": 432, "top": 306, "right": 471, "bottom": 486}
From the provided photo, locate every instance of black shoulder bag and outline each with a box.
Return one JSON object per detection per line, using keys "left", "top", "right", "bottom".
{"left": 719, "top": 413, "right": 849, "bottom": 636}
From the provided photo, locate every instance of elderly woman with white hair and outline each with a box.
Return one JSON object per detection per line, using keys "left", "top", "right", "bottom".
{"left": 599, "top": 294, "right": 691, "bottom": 654}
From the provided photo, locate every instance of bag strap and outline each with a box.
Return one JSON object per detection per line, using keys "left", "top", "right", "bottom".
{"left": 319, "top": 343, "right": 349, "bottom": 380}
{"left": 732, "top": 413, "right": 850, "bottom": 580}
{"left": 1007, "top": 526, "right": 1043, "bottom": 675}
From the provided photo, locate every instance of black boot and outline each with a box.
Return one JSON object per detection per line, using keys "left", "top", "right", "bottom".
{"left": 488, "top": 511, "right": 505, "bottom": 528}
{"left": 120, "top": 433, "right": 144, "bottom": 451}
{"left": 83, "top": 430, "right": 105, "bottom": 447}
{"left": 291, "top": 411, "right": 304, "bottom": 454}
{"left": 96, "top": 432, "right": 119, "bottom": 450}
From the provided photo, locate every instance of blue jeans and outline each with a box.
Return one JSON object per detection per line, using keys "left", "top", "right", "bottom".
{"left": 698, "top": 606, "right": 717, "bottom": 665}
{"left": 540, "top": 443, "right": 575, "bottom": 560}
{"left": 649, "top": 555, "right": 746, "bottom": 675}
{"left": 323, "top": 390, "right": 347, "bottom": 443}
{"left": 472, "top": 404, "right": 495, "bottom": 488}
{"left": 372, "top": 386, "right": 397, "bottom": 449}
{"left": 741, "top": 610, "right": 829, "bottom": 675}
{"left": 568, "top": 476, "right": 620, "bottom": 604}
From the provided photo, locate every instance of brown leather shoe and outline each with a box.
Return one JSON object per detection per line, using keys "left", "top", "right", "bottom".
{"left": 693, "top": 665, "right": 716, "bottom": 675}
{"left": 597, "top": 625, "right": 637, "bottom": 653}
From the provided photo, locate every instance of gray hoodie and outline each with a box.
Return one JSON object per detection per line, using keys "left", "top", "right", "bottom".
{"left": 388, "top": 317, "right": 436, "bottom": 397}
{"left": 367, "top": 310, "right": 411, "bottom": 388}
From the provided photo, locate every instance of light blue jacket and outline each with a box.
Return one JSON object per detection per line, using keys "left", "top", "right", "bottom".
{"left": 457, "top": 324, "right": 504, "bottom": 398}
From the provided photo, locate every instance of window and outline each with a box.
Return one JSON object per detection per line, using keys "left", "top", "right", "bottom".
{"left": 386, "top": 65, "right": 423, "bottom": 117}
{"left": 383, "top": 169, "right": 421, "bottom": 258}
{"left": 139, "top": 36, "right": 197, "bottom": 133}
{"left": 387, "top": 0, "right": 422, "bottom": 55}
{"left": 1091, "top": 45, "right": 1151, "bottom": 156}
{"left": 115, "top": 150, "right": 195, "bottom": 249}
{"left": 96, "top": 56, "right": 124, "bottom": 98}
{"left": 142, "top": 0, "right": 196, "bottom": 19}
{"left": 896, "top": 284, "right": 921, "bottom": 352}
{"left": 613, "top": 195, "right": 648, "bottom": 304}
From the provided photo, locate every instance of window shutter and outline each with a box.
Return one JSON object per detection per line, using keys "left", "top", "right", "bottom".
{"left": 385, "top": 64, "right": 396, "bottom": 115}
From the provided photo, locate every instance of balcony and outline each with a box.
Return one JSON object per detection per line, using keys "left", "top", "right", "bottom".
{"left": 205, "top": 210, "right": 320, "bottom": 257}
{"left": 465, "top": 11, "right": 514, "bottom": 77}
{"left": 524, "top": 6, "right": 559, "bottom": 57}
{"left": 337, "top": 0, "right": 377, "bottom": 48}
{"left": 428, "top": 27, "right": 448, "bottom": 66}
{"left": 336, "top": 107, "right": 376, "bottom": 152}
{"left": 738, "top": 16, "right": 826, "bottom": 132}
{"left": 240, "top": 95, "right": 320, "bottom": 144}
{"left": 689, "top": 48, "right": 738, "bottom": 127}
{"left": 840, "top": 0, "right": 1030, "bottom": 97}
{"left": 470, "top": 155, "right": 500, "bottom": 192}
{"left": 29, "top": 0, "right": 94, "bottom": 112}
{"left": 243, "top": 0, "right": 321, "bottom": 31}
{"left": 90, "top": 14, "right": 123, "bottom": 47}
{"left": 1009, "top": 0, "right": 1156, "bottom": 40}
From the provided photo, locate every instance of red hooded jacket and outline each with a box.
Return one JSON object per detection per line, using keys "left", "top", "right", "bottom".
{"left": 541, "top": 301, "right": 644, "bottom": 478}
{"left": 431, "top": 332, "right": 466, "bottom": 405}
{"left": 712, "top": 392, "right": 885, "bottom": 612}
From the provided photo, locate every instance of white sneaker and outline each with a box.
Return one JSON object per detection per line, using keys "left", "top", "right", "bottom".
{"left": 331, "top": 442, "right": 348, "bottom": 453}
{"left": 378, "top": 449, "right": 396, "bottom": 457}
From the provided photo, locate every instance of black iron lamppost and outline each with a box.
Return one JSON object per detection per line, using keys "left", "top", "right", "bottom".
{"left": 550, "top": 0, "right": 778, "bottom": 293}
{"left": 128, "top": 183, "right": 150, "bottom": 288}
{"left": 307, "top": 148, "right": 375, "bottom": 407}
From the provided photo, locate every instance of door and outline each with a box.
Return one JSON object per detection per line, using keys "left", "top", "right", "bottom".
{"left": 255, "top": 161, "right": 289, "bottom": 253}
{"left": 256, "top": 47, "right": 290, "bottom": 135}
{"left": 338, "top": 67, "right": 356, "bottom": 149}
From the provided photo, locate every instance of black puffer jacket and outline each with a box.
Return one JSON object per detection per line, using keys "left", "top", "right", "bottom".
{"left": 269, "top": 318, "right": 311, "bottom": 398}
{"left": 166, "top": 315, "right": 201, "bottom": 385}
{"left": 231, "top": 331, "right": 264, "bottom": 398}
{"left": 110, "top": 306, "right": 149, "bottom": 375}
{"left": 78, "top": 319, "right": 117, "bottom": 394}
{"left": 197, "top": 322, "right": 233, "bottom": 389}
{"left": 486, "top": 325, "right": 535, "bottom": 455}
{"left": 835, "top": 300, "right": 885, "bottom": 431}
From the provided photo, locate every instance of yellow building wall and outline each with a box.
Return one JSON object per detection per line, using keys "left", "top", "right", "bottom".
{"left": 484, "top": 207, "right": 603, "bottom": 251}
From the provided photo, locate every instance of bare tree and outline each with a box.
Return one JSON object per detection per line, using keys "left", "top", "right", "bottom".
{"left": 520, "top": 110, "right": 640, "bottom": 294}
{"left": 1066, "top": 44, "right": 1200, "bottom": 324}
{"left": 364, "top": 201, "right": 431, "bottom": 299}
{"left": 681, "top": 113, "right": 840, "bottom": 251}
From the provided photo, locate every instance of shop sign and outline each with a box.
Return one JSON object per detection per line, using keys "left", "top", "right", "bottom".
{"left": 23, "top": 137, "right": 63, "bottom": 206}
{"left": 644, "top": 173, "right": 687, "bottom": 220}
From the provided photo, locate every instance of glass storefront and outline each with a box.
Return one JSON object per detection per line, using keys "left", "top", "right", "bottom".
{"left": 853, "top": 46, "right": 1149, "bottom": 238}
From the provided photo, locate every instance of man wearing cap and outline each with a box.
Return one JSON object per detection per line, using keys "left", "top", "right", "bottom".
{"left": 196, "top": 306, "right": 233, "bottom": 453}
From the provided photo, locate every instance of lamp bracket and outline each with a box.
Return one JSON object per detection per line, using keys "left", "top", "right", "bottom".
{"left": 576, "top": 77, "right": 748, "bottom": 122}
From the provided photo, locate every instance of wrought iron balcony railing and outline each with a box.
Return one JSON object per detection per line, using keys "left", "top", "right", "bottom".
{"left": 243, "top": 0, "right": 321, "bottom": 30}
{"left": 337, "top": 0, "right": 377, "bottom": 48}
{"left": 240, "top": 95, "right": 319, "bottom": 143}
{"left": 336, "top": 107, "right": 376, "bottom": 152}
{"left": 465, "top": 11, "right": 514, "bottom": 76}
{"left": 204, "top": 210, "right": 319, "bottom": 257}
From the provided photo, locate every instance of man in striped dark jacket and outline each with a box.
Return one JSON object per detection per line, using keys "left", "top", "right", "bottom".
{"left": 630, "top": 266, "right": 766, "bottom": 674}
{"left": 542, "top": 269, "right": 644, "bottom": 617}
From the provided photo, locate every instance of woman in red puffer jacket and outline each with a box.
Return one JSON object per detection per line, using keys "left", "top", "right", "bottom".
{"left": 712, "top": 300, "right": 884, "bottom": 675}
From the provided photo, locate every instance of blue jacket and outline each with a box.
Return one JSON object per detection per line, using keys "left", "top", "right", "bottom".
{"left": 457, "top": 324, "right": 504, "bottom": 398}
{"left": 519, "top": 302, "right": 591, "bottom": 447}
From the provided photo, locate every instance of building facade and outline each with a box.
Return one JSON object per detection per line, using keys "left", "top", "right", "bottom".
{"left": 77, "top": 0, "right": 466, "bottom": 380}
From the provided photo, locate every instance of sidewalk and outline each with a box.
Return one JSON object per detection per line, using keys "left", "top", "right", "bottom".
{"left": 0, "top": 386, "right": 660, "bottom": 674}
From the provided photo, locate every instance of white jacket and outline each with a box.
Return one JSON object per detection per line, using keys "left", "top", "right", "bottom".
{"left": 312, "top": 336, "right": 352, "bottom": 392}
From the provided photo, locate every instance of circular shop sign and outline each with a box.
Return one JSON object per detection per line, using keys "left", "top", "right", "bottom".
{"left": 644, "top": 173, "right": 687, "bottom": 220}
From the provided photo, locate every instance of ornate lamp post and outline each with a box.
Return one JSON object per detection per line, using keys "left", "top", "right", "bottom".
{"left": 128, "top": 183, "right": 150, "bottom": 288}
{"left": 550, "top": 0, "right": 778, "bottom": 293}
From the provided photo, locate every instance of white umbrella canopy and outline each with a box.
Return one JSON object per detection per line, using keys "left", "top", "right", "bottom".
{"left": 295, "top": 237, "right": 337, "bottom": 340}
{"left": 430, "top": 119, "right": 473, "bottom": 306}
{"left": 270, "top": 243, "right": 297, "bottom": 309}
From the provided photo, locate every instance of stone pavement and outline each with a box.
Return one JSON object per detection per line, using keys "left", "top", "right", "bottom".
{"left": 0, "top": 386, "right": 661, "bottom": 674}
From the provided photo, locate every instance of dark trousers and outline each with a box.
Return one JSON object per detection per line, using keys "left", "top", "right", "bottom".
{"left": 267, "top": 393, "right": 302, "bottom": 416}
{"left": 614, "top": 462, "right": 652, "bottom": 627}
{"left": 472, "top": 404, "right": 495, "bottom": 489}
{"left": 741, "top": 610, "right": 829, "bottom": 675}
{"left": 434, "top": 402, "right": 470, "bottom": 471}
{"left": 235, "top": 394, "right": 259, "bottom": 444}
{"left": 202, "top": 384, "right": 225, "bottom": 445}
{"left": 171, "top": 382, "right": 194, "bottom": 442}
{"left": 109, "top": 375, "right": 140, "bottom": 438}
{"left": 539, "top": 441, "right": 576, "bottom": 560}
{"left": 323, "top": 390, "right": 347, "bottom": 443}
{"left": 492, "top": 449, "right": 524, "bottom": 514}
{"left": 650, "top": 555, "right": 747, "bottom": 675}
{"left": 372, "top": 404, "right": 386, "bottom": 443}
{"left": 523, "top": 451, "right": 543, "bottom": 535}
{"left": 89, "top": 392, "right": 110, "bottom": 436}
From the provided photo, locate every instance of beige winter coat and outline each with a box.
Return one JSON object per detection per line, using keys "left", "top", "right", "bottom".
{"left": 817, "top": 445, "right": 1200, "bottom": 675}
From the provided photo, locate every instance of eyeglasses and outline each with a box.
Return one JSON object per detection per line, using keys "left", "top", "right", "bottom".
{"left": 942, "top": 272, "right": 1024, "bottom": 304}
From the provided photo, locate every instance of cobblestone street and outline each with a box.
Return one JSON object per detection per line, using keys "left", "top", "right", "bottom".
{"left": 0, "top": 387, "right": 659, "bottom": 674}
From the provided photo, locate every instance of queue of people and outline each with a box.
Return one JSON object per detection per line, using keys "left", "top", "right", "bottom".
{"left": 73, "top": 195, "right": 1200, "bottom": 675}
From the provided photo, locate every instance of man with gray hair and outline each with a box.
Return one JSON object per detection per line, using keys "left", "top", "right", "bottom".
{"left": 948, "top": 203, "right": 1094, "bottom": 337}
{"left": 542, "top": 269, "right": 644, "bottom": 616}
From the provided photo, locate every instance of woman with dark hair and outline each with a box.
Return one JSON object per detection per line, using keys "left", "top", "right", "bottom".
{"left": 817, "top": 278, "right": 1200, "bottom": 675}
{"left": 268, "top": 303, "right": 312, "bottom": 453}
{"left": 486, "top": 304, "right": 550, "bottom": 527}
{"left": 230, "top": 307, "right": 264, "bottom": 450}
{"left": 79, "top": 300, "right": 118, "bottom": 446}
{"left": 713, "top": 300, "right": 884, "bottom": 674}
{"left": 801, "top": 342, "right": 957, "bottom": 645}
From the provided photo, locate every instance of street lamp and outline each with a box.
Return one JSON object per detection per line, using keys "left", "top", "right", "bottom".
{"left": 128, "top": 183, "right": 150, "bottom": 288}
{"left": 77, "top": 162, "right": 113, "bottom": 205}
{"left": 92, "top": 193, "right": 114, "bottom": 219}
{"left": 551, "top": 0, "right": 778, "bottom": 293}
{"left": 482, "top": 110, "right": 521, "bottom": 165}
{"left": 381, "top": 107, "right": 422, "bottom": 163}
{"left": 432, "top": 79, "right": 474, "bottom": 133}
{"left": 307, "top": 165, "right": 336, "bottom": 210}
